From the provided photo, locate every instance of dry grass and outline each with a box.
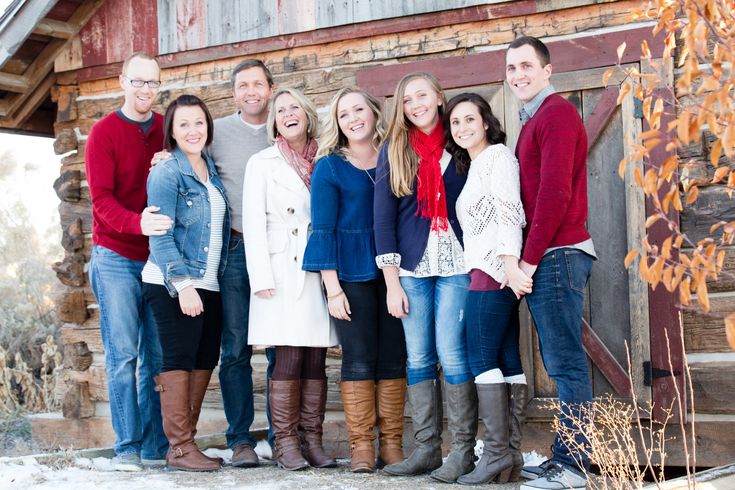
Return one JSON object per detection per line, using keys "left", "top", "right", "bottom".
{"left": 0, "top": 336, "right": 62, "bottom": 415}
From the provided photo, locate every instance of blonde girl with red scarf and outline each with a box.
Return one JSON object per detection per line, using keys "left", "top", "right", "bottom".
{"left": 373, "top": 72, "right": 476, "bottom": 482}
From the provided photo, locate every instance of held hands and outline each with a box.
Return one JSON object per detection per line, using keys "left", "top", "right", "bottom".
{"left": 518, "top": 260, "right": 538, "bottom": 280}
{"left": 140, "top": 206, "right": 173, "bottom": 236}
{"left": 386, "top": 285, "right": 409, "bottom": 319}
{"left": 179, "top": 286, "right": 203, "bottom": 317}
{"left": 327, "top": 290, "right": 351, "bottom": 321}
{"left": 151, "top": 150, "right": 171, "bottom": 167}
{"left": 255, "top": 289, "right": 276, "bottom": 299}
{"left": 501, "top": 267, "right": 534, "bottom": 299}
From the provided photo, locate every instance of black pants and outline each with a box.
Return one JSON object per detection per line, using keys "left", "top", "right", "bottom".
{"left": 336, "top": 278, "right": 407, "bottom": 381}
{"left": 143, "top": 283, "right": 223, "bottom": 373}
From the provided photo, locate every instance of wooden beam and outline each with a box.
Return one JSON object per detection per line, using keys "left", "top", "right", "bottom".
{"left": 33, "top": 18, "right": 75, "bottom": 39}
{"left": 0, "top": 73, "right": 55, "bottom": 129}
{"left": 0, "top": 0, "right": 57, "bottom": 68}
{"left": 585, "top": 86, "right": 620, "bottom": 151}
{"left": 581, "top": 318, "right": 633, "bottom": 397}
{"left": 0, "top": 72, "right": 30, "bottom": 92}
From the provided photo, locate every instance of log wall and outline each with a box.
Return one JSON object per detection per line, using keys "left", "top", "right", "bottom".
{"left": 47, "top": 0, "right": 735, "bottom": 465}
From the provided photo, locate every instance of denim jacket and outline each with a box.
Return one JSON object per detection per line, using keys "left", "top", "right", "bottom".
{"left": 146, "top": 146, "right": 231, "bottom": 296}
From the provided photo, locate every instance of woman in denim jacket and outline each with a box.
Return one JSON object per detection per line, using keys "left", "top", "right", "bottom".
{"left": 142, "top": 95, "right": 229, "bottom": 472}
{"left": 303, "top": 88, "right": 407, "bottom": 473}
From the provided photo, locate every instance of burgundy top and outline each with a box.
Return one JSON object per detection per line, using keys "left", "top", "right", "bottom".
{"left": 515, "top": 94, "right": 591, "bottom": 266}
{"left": 85, "top": 111, "right": 164, "bottom": 262}
{"left": 469, "top": 268, "right": 502, "bottom": 291}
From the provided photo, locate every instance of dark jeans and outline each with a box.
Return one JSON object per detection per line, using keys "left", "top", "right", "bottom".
{"left": 219, "top": 236, "right": 257, "bottom": 449}
{"left": 336, "top": 279, "right": 406, "bottom": 381}
{"left": 143, "top": 284, "right": 223, "bottom": 372}
{"left": 465, "top": 288, "right": 523, "bottom": 378}
{"left": 525, "top": 248, "right": 594, "bottom": 471}
{"left": 271, "top": 346, "right": 327, "bottom": 380}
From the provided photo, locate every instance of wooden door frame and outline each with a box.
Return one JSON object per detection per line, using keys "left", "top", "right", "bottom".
{"left": 357, "top": 24, "right": 685, "bottom": 421}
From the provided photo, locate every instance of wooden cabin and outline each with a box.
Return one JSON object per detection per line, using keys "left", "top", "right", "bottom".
{"left": 1, "top": 0, "right": 733, "bottom": 466}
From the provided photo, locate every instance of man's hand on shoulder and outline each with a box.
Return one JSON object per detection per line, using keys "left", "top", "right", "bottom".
{"left": 141, "top": 206, "right": 173, "bottom": 236}
{"left": 151, "top": 150, "right": 171, "bottom": 167}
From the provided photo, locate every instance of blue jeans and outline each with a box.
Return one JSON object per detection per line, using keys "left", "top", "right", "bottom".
{"left": 525, "top": 248, "right": 594, "bottom": 471}
{"left": 89, "top": 245, "right": 167, "bottom": 458}
{"left": 399, "top": 274, "right": 472, "bottom": 386}
{"left": 465, "top": 288, "right": 523, "bottom": 378}
{"left": 219, "top": 236, "right": 257, "bottom": 449}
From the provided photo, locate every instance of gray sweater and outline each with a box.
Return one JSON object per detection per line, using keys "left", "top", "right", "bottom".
{"left": 209, "top": 112, "right": 270, "bottom": 233}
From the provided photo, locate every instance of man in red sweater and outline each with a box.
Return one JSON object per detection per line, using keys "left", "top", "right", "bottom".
{"left": 507, "top": 37, "right": 596, "bottom": 490}
{"left": 85, "top": 52, "right": 172, "bottom": 470}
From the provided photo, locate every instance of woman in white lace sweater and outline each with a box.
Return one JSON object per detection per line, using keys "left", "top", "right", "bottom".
{"left": 446, "top": 93, "right": 532, "bottom": 485}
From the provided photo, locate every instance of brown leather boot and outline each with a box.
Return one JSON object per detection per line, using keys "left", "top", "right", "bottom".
{"left": 188, "top": 369, "right": 224, "bottom": 465}
{"left": 270, "top": 379, "right": 309, "bottom": 471}
{"left": 299, "top": 378, "right": 337, "bottom": 468}
{"left": 376, "top": 378, "right": 406, "bottom": 466}
{"left": 341, "top": 380, "right": 376, "bottom": 473}
{"left": 155, "top": 371, "right": 220, "bottom": 472}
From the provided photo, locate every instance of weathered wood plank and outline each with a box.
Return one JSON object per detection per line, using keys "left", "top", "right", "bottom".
{"left": 680, "top": 185, "right": 735, "bottom": 245}
{"left": 683, "top": 293, "right": 735, "bottom": 353}
{"left": 56, "top": 288, "right": 88, "bottom": 324}
{"left": 690, "top": 361, "right": 735, "bottom": 413}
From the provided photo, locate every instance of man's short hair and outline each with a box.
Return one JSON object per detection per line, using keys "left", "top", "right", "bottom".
{"left": 121, "top": 52, "right": 158, "bottom": 75}
{"left": 230, "top": 60, "right": 274, "bottom": 89}
{"left": 508, "top": 36, "right": 550, "bottom": 66}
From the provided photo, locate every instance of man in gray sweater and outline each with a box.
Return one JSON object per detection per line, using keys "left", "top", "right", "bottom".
{"left": 209, "top": 60, "right": 275, "bottom": 467}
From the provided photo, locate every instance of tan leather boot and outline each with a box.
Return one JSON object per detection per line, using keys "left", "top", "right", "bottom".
{"left": 155, "top": 370, "right": 220, "bottom": 472}
{"left": 270, "top": 379, "right": 309, "bottom": 471}
{"left": 376, "top": 378, "right": 407, "bottom": 466}
{"left": 299, "top": 378, "right": 337, "bottom": 468}
{"left": 341, "top": 380, "right": 376, "bottom": 473}
{"left": 188, "top": 369, "right": 224, "bottom": 465}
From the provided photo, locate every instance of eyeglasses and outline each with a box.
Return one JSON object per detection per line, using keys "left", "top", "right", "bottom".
{"left": 124, "top": 76, "right": 161, "bottom": 89}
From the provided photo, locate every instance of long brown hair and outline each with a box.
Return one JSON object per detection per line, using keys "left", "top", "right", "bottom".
{"left": 385, "top": 72, "right": 446, "bottom": 197}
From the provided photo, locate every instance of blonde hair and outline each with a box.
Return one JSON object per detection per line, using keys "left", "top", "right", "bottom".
{"left": 266, "top": 88, "right": 319, "bottom": 144}
{"left": 386, "top": 72, "right": 446, "bottom": 197}
{"left": 316, "top": 87, "right": 387, "bottom": 160}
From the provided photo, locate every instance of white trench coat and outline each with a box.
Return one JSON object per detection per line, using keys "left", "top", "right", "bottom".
{"left": 242, "top": 145, "right": 337, "bottom": 347}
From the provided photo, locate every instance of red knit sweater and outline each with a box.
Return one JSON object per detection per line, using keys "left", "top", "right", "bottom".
{"left": 516, "top": 94, "right": 591, "bottom": 266}
{"left": 85, "top": 111, "right": 164, "bottom": 262}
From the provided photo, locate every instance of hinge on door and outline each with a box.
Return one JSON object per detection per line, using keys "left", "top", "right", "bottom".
{"left": 633, "top": 98, "right": 644, "bottom": 118}
{"left": 642, "top": 360, "right": 681, "bottom": 386}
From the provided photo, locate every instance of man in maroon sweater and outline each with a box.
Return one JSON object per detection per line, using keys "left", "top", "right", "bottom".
{"left": 507, "top": 37, "right": 596, "bottom": 490}
{"left": 86, "top": 52, "right": 172, "bottom": 470}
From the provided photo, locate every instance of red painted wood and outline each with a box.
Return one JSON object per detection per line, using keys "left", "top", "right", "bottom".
{"left": 105, "top": 0, "right": 133, "bottom": 65}
{"left": 76, "top": 0, "right": 539, "bottom": 82}
{"left": 79, "top": 4, "right": 108, "bottom": 68}
{"left": 645, "top": 89, "right": 685, "bottom": 423}
{"left": 46, "top": 0, "right": 81, "bottom": 22}
{"left": 586, "top": 86, "right": 620, "bottom": 151}
{"left": 357, "top": 25, "right": 666, "bottom": 96}
{"left": 582, "top": 319, "right": 633, "bottom": 397}
{"left": 134, "top": 0, "right": 159, "bottom": 55}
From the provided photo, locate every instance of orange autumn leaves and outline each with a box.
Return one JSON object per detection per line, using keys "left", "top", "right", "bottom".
{"left": 612, "top": 1, "right": 735, "bottom": 350}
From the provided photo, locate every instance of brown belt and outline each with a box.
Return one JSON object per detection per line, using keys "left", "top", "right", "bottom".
{"left": 231, "top": 229, "right": 243, "bottom": 238}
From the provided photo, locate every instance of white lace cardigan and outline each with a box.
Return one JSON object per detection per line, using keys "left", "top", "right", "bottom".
{"left": 455, "top": 143, "right": 526, "bottom": 282}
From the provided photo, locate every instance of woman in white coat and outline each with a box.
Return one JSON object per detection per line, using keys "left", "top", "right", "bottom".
{"left": 243, "top": 88, "right": 337, "bottom": 472}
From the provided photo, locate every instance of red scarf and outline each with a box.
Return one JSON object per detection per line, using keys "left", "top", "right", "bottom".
{"left": 276, "top": 135, "right": 318, "bottom": 190}
{"left": 410, "top": 122, "right": 448, "bottom": 232}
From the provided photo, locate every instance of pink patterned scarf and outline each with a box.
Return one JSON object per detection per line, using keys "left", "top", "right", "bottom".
{"left": 276, "top": 135, "right": 318, "bottom": 190}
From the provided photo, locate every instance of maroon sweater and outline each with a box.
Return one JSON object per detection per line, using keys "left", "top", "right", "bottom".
{"left": 85, "top": 111, "right": 164, "bottom": 262}
{"left": 516, "top": 94, "right": 591, "bottom": 266}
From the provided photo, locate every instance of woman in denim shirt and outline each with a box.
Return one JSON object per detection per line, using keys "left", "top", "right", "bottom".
{"left": 142, "top": 95, "right": 229, "bottom": 472}
{"left": 303, "top": 88, "right": 407, "bottom": 473}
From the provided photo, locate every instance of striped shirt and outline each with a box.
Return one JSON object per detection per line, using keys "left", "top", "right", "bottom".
{"left": 142, "top": 178, "right": 227, "bottom": 292}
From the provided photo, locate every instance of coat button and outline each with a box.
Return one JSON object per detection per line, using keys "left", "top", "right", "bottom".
{"left": 293, "top": 256, "right": 297, "bottom": 261}
{"left": 199, "top": 269, "right": 205, "bottom": 275}
{"left": 292, "top": 229, "right": 298, "bottom": 236}
{"left": 287, "top": 207, "right": 294, "bottom": 214}
{"left": 204, "top": 246, "right": 209, "bottom": 252}
{"left": 207, "top": 223, "right": 211, "bottom": 228}
{"left": 187, "top": 200, "right": 193, "bottom": 206}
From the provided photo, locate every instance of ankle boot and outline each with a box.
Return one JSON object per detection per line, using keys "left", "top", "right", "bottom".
{"left": 508, "top": 383, "right": 528, "bottom": 482}
{"left": 383, "top": 379, "right": 443, "bottom": 476}
{"left": 299, "top": 378, "right": 337, "bottom": 468}
{"left": 430, "top": 380, "right": 478, "bottom": 483}
{"left": 376, "top": 378, "right": 406, "bottom": 466}
{"left": 155, "top": 371, "right": 220, "bottom": 472}
{"left": 457, "top": 383, "right": 514, "bottom": 485}
{"left": 187, "top": 369, "right": 224, "bottom": 465}
{"left": 341, "top": 380, "right": 377, "bottom": 473}
{"left": 270, "top": 379, "right": 309, "bottom": 471}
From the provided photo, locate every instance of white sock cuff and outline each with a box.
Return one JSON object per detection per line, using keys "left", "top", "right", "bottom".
{"left": 504, "top": 374, "right": 527, "bottom": 385}
{"left": 475, "top": 368, "right": 505, "bottom": 384}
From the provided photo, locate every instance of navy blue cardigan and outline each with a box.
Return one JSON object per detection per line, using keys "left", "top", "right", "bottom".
{"left": 373, "top": 141, "right": 467, "bottom": 271}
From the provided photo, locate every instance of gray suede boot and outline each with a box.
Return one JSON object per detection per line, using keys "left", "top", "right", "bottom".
{"left": 509, "top": 383, "right": 528, "bottom": 481}
{"left": 457, "top": 383, "right": 514, "bottom": 485}
{"left": 382, "top": 379, "right": 443, "bottom": 476}
{"left": 430, "top": 380, "right": 478, "bottom": 483}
